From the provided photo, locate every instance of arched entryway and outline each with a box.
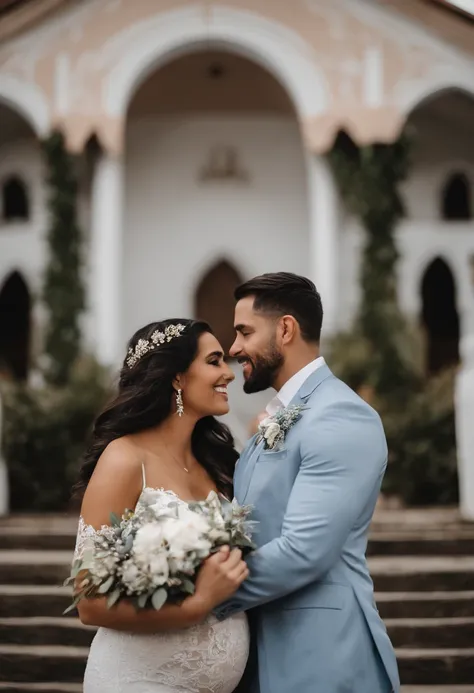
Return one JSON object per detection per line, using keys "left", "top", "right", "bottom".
{"left": 194, "top": 260, "right": 243, "bottom": 356}
{"left": 122, "top": 48, "right": 310, "bottom": 336}
{"left": 421, "top": 258, "right": 459, "bottom": 374}
{"left": 0, "top": 271, "right": 31, "bottom": 380}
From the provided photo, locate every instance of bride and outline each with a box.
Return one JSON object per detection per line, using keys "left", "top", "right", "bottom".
{"left": 73, "top": 319, "right": 250, "bottom": 693}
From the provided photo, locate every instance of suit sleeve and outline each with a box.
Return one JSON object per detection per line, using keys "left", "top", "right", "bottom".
{"left": 214, "top": 402, "right": 387, "bottom": 620}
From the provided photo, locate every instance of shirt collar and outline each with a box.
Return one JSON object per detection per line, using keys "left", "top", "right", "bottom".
{"left": 266, "top": 356, "right": 326, "bottom": 416}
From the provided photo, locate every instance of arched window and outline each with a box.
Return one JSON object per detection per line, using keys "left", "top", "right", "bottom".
{"left": 194, "top": 260, "right": 243, "bottom": 357}
{"left": 441, "top": 172, "right": 471, "bottom": 220}
{"left": 421, "top": 257, "right": 459, "bottom": 374}
{"left": 0, "top": 271, "right": 31, "bottom": 380}
{"left": 2, "top": 176, "right": 29, "bottom": 222}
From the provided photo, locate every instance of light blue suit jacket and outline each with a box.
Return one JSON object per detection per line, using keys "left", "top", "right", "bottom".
{"left": 215, "top": 364, "right": 400, "bottom": 693}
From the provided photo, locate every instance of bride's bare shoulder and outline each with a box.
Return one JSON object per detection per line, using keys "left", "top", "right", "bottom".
{"left": 81, "top": 438, "right": 143, "bottom": 526}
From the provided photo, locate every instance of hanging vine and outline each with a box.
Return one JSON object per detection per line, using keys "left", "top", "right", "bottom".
{"left": 327, "top": 130, "right": 414, "bottom": 399}
{"left": 42, "top": 130, "right": 85, "bottom": 386}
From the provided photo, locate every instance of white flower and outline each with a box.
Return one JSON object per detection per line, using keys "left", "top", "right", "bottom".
{"left": 120, "top": 559, "right": 150, "bottom": 593}
{"left": 89, "top": 553, "right": 119, "bottom": 581}
{"left": 148, "top": 552, "right": 170, "bottom": 586}
{"left": 133, "top": 522, "right": 165, "bottom": 559}
{"left": 264, "top": 422, "right": 281, "bottom": 448}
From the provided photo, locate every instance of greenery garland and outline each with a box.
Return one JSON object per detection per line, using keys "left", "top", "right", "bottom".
{"left": 41, "top": 130, "right": 85, "bottom": 386}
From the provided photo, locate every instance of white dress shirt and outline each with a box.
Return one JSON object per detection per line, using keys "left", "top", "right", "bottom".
{"left": 265, "top": 356, "right": 326, "bottom": 416}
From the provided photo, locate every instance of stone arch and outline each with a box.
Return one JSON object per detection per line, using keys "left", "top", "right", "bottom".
{"left": 398, "top": 77, "right": 474, "bottom": 118}
{"left": 194, "top": 260, "right": 243, "bottom": 356}
{"left": 0, "top": 270, "right": 31, "bottom": 381}
{"left": 0, "top": 75, "right": 50, "bottom": 137}
{"left": 441, "top": 171, "right": 471, "bottom": 220}
{"left": 421, "top": 257, "right": 459, "bottom": 374}
{"left": 103, "top": 6, "right": 327, "bottom": 125}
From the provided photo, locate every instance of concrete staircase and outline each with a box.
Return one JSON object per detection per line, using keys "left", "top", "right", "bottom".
{"left": 0, "top": 509, "right": 473, "bottom": 692}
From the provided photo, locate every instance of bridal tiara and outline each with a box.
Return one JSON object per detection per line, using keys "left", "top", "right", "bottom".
{"left": 126, "top": 323, "right": 186, "bottom": 369}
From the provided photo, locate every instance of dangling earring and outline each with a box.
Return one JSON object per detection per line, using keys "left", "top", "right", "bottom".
{"left": 176, "top": 388, "right": 184, "bottom": 417}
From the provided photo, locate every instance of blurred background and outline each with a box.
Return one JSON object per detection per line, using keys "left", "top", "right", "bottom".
{"left": 1, "top": 0, "right": 474, "bottom": 690}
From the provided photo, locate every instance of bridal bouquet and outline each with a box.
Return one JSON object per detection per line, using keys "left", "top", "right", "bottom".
{"left": 65, "top": 492, "right": 255, "bottom": 613}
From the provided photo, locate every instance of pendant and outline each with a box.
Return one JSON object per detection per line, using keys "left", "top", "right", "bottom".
{"left": 184, "top": 467, "right": 189, "bottom": 473}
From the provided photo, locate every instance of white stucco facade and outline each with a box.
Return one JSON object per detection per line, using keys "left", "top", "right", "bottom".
{"left": 1, "top": 0, "right": 474, "bottom": 469}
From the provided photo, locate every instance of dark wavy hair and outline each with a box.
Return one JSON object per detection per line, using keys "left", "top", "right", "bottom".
{"left": 76, "top": 319, "right": 238, "bottom": 498}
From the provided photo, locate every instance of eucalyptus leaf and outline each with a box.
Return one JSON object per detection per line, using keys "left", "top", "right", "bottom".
{"left": 107, "top": 589, "right": 121, "bottom": 609}
{"left": 181, "top": 579, "right": 195, "bottom": 595}
{"left": 151, "top": 588, "right": 168, "bottom": 611}
{"left": 97, "top": 575, "right": 115, "bottom": 594}
{"left": 110, "top": 512, "right": 121, "bottom": 527}
{"left": 137, "top": 593, "right": 148, "bottom": 609}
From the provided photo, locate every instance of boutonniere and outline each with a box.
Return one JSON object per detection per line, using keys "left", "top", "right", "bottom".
{"left": 256, "top": 405, "right": 306, "bottom": 451}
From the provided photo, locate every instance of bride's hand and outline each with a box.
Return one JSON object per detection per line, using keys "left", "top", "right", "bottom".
{"left": 193, "top": 547, "right": 249, "bottom": 611}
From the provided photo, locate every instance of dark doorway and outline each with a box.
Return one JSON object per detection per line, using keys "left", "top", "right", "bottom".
{"left": 195, "top": 260, "right": 243, "bottom": 357}
{"left": 421, "top": 258, "right": 459, "bottom": 374}
{"left": 0, "top": 271, "right": 31, "bottom": 380}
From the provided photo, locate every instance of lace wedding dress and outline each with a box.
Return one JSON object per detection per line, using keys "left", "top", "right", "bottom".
{"left": 73, "top": 478, "right": 250, "bottom": 693}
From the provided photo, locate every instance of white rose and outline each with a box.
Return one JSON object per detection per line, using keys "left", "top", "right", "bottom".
{"left": 133, "top": 522, "right": 165, "bottom": 561}
{"left": 149, "top": 552, "right": 170, "bottom": 586}
{"left": 264, "top": 422, "right": 281, "bottom": 448}
{"left": 120, "top": 559, "right": 150, "bottom": 593}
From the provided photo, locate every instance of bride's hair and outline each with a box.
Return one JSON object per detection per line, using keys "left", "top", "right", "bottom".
{"left": 75, "top": 319, "right": 238, "bottom": 498}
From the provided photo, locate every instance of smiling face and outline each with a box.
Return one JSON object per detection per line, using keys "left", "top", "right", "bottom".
{"left": 179, "top": 331, "right": 235, "bottom": 417}
{"left": 229, "top": 296, "right": 283, "bottom": 394}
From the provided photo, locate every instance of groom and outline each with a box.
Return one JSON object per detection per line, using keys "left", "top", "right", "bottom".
{"left": 214, "top": 272, "right": 400, "bottom": 693}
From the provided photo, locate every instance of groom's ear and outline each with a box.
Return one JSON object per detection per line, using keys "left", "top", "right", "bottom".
{"left": 278, "top": 315, "right": 298, "bottom": 345}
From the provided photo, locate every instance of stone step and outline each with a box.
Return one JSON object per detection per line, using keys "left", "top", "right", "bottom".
{"left": 387, "top": 617, "right": 474, "bottom": 649}
{"left": 1, "top": 643, "right": 474, "bottom": 686}
{"left": 0, "top": 528, "right": 75, "bottom": 552}
{"left": 0, "top": 552, "right": 71, "bottom": 586}
{"left": 0, "top": 645, "right": 87, "bottom": 683}
{"left": 397, "top": 648, "right": 474, "bottom": 685}
{"left": 402, "top": 688, "right": 474, "bottom": 692}
{"left": 367, "top": 534, "right": 474, "bottom": 557}
{"left": 0, "top": 685, "right": 82, "bottom": 692}
{"left": 4, "top": 551, "right": 474, "bottom": 592}
{"left": 2, "top": 613, "right": 472, "bottom": 651}
{"left": 376, "top": 591, "right": 474, "bottom": 619}
{"left": 0, "top": 586, "right": 71, "bottom": 619}
{"left": 0, "top": 618, "right": 95, "bottom": 647}
{"left": 370, "top": 556, "right": 474, "bottom": 592}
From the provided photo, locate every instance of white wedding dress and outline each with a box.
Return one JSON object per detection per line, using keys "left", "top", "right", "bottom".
{"left": 73, "top": 477, "right": 250, "bottom": 693}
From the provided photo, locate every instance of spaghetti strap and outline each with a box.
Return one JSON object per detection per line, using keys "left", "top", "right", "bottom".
{"left": 141, "top": 463, "right": 146, "bottom": 490}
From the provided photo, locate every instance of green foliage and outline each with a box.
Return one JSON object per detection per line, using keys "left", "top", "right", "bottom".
{"left": 2, "top": 358, "right": 110, "bottom": 512}
{"left": 327, "top": 131, "right": 414, "bottom": 400}
{"left": 381, "top": 368, "right": 458, "bottom": 506}
{"left": 327, "top": 131, "right": 458, "bottom": 505}
{"left": 328, "top": 329, "right": 458, "bottom": 506}
{"left": 42, "top": 130, "right": 85, "bottom": 387}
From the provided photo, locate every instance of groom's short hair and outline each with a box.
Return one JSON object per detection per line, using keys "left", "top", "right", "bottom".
{"left": 234, "top": 272, "right": 323, "bottom": 343}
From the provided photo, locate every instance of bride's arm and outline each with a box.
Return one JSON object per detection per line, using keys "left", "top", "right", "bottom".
{"left": 75, "top": 440, "right": 248, "bottom": 632}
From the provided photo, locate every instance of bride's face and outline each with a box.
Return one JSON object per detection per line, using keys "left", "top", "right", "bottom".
{"left": 180, "top": 332, "right": 235, "bottom": 417}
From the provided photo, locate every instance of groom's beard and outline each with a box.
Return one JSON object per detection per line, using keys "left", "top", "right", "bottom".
{"left": 243, "top": 344, "right": 283, "bottom": 394}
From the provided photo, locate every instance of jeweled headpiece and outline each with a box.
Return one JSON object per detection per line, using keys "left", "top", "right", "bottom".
{"left": 126, "top": 323, "right": 186, "bottom": 369}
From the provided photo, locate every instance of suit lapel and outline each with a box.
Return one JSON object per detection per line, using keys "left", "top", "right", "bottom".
{"left": 237, "top": 364, "right": 334, "bottom": 503}
{"left": 239, "top": 438, "right": 265, "bottom": 503}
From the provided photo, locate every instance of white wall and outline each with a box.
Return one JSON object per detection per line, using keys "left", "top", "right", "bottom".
{"left": 123, "top": 115, "right": 310, "bottom": 340}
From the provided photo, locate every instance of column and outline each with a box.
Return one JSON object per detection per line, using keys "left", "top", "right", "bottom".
{"left": 456, "top": 333, "right": 474, "bottom": 520}
{"left": 306, "top": 153, "right": 340, "bottom": 340}
{"left": 90, "top": 152, "right": 124, "bottom": 367}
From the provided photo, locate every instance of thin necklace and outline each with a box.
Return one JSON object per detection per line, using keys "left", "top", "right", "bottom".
{"left": 165, "top": 445, "right": 190, "bottom": 474}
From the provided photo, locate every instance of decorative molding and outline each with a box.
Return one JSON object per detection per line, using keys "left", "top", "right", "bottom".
{"left": 199, "top": 145, "right": 249, "bottom": 183}
{"left": 103, "top": 5, "right": 328, "bottom": 123}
